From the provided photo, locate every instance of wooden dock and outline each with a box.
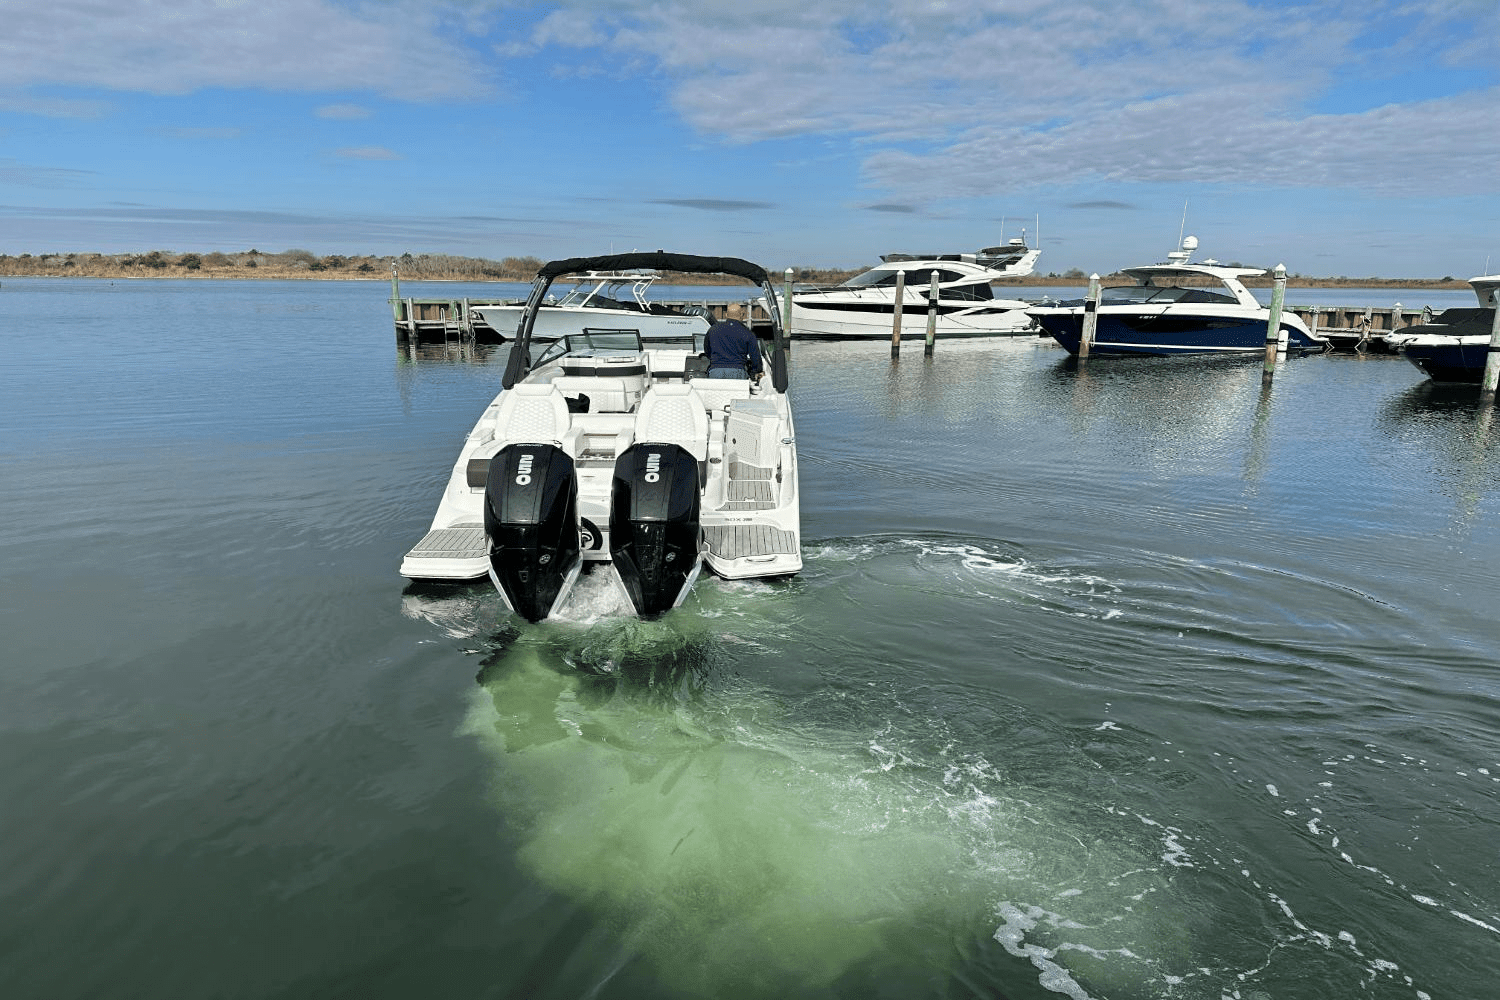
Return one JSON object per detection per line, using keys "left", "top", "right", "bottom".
{"left": 391, "top": 294, "right": 780, "bottom": 344}
{"left": 391, "top": 277, "right": 1433, "bottom": 353}
{"left": 1289, "top": 303, "right": 1433, "bottom": 352}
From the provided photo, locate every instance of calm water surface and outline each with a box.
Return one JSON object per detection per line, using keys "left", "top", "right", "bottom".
{"left": 3, "top": 278, "right": 1497, "bottom": 1000}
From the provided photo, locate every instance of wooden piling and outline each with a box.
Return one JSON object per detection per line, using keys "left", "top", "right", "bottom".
{"left": 1262, "top": 264, "right": 1287, "bottom": 384}
{"left": 1482, "top": 290, "right": 1500, "bottom": 400}
{"left": 924, "top": 270, "right": 939, "bottom": 356}
{"left": 1079, "top": 274, "right": 1100, "bottom": 358}
{"left": 781, "top": 268, "right": 794, "bottom": 352}
{"left": 890, "top": 269, "right": 906, "bottom": 358}
{"left": 390, "top": 264, "right": 406, "bottom": 342}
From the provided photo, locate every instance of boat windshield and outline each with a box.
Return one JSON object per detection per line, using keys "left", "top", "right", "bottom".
{"left": 647, "top": 332, "right": 707, "bottom": 352}
{"left": 1101, "top": 284, "right": 1239, "bottom": 306}
{"left": 534, "top": 328, "right": 646, "bottom": 366}
{"left": 844, "top": 267, "right": 988, "bottom": 291}
{"left": 553, "top": 274, "right": 653, "bottom": 311}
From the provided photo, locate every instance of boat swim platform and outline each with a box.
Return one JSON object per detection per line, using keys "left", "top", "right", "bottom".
{"left": 401, "top": 521, "right": 797, "bottom": 582}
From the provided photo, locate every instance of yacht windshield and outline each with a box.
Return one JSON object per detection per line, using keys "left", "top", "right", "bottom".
{"left": 844, "top": 268, "right": 986, "bottom": 292}
{"left": 1101, "top": 284, "right": 1238, "bottom": 306}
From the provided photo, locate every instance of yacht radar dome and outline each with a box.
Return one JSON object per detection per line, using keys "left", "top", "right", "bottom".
{"left": 1166, "top": 235, "right": 1199, "bottom": 264}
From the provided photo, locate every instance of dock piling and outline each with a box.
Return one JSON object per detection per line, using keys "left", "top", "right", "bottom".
{"left": 1079, "top": 274, "right": 1100, "bottom": 358}
{"left": 1262, "top": 264, "right": 1287, "bottom": 384}
{"left": 781, "top": 268, "right": 794, "bottom": 352}
{"left": 890, "top": 270, "right": 906, "bottom": 358}
{"left": 924, "top": 270, "right": 938, "bottom": 356}
{"left": 1482, "top": 291, "right": 1500, "bottom": 400}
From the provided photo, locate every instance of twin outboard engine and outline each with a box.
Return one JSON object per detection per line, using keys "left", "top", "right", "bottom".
{"left": 609, "top": 443, "right": 703, "bottom": 617}
{"left": 483, "top": 443, "right": 581, "bottom": 623}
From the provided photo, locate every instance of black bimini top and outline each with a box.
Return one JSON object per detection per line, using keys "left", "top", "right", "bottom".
{"left": 506, "top": 250, "right": 790, "bottom": 392}
{"left": 540, "top": 251, "right": 770, "bottom": 286}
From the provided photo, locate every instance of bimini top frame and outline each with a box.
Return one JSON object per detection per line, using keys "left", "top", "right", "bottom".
{"left": 503, "top": 251, "right": 790, "bottom": 392}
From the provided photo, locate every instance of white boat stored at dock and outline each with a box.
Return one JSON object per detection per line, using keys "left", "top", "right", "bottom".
{"left": 470, "top": 271, "right": 710, "bottom": 343}
{"left": 400, "top": 251, "right": 800, "bottom": 622}
{"left": 789, "top": 239, "right": 1042, "bottom": 339}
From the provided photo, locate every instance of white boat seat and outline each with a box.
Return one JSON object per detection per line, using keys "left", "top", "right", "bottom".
{"left": 634, "top": 383, "right": 709, "bottom": 460}
{"left": 691, "top": 382, "right": 754, "bottom": 414}
{"left": 551, "top": 375, "right": 640, "bottom": 413}
{"left": 493, "top": 382, "right": 572, "bottom": 447}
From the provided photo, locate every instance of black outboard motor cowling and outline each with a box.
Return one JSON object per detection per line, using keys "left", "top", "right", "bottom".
{"left": 610, "top": 443, "right": 702, "bottom": 617}
{"left": 484, "top": 443, "right": 581, "bottom": 622}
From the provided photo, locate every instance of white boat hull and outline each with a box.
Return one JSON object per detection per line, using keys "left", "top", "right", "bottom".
{"left": 472, "top": 304, "right": 707, "bottom": 342}
{"left": 400, "top": 349, "right": 801, "bottom": 610}
{"left": 789, "top": 298, "right": 1038, "bottom": 339}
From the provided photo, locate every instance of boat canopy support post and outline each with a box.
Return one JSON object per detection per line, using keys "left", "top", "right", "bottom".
{"left": 1262, "top": 264, "right": 1287, "bottom": 385}
{"left": 890, "top": 269, "right": 906, "bottom": 358}
{"left": 1482, "top": 290, "right": 1500, "bottom": 400}
{"left": 924, "top": 270, "right": 939, "bottom": 357}
{"left": 1079, "top": 274, "right": 1100, "bottom": 359}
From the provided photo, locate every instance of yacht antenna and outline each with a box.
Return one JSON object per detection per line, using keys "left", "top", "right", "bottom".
{"left": 1177, "top": 199, "right": 1189, "bottom": 248}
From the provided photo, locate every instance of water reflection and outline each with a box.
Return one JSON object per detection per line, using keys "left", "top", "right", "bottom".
{"left": 1379, "top": 383, "right": 1500, "bottom": 530}
{"left": 395, "top": 340, "right": 499, "bottom": 365}
{"left": 1044, "top": 354, "right": 1266, "bottom": 475}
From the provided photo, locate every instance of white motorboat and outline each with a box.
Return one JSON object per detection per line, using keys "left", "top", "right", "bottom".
{"left": 1027, "top": 237, "right": 1327, "bottom": 356}
{"left": 401, "top": 252, "right": 801, "bottom": 622}
{"left": 789, "top": 239, "right": 1042, "bottom": 339}
{"left": 470, "top": 271, "right": 710, "bottom": 343}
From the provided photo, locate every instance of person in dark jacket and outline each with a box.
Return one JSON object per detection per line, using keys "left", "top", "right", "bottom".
{"left": 704, "top": 303, "right": 764, "bottom": 380}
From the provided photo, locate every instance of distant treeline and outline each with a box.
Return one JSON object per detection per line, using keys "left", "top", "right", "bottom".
{"left": 0, "top": 249, "right": 548, "bottom": 281}
{"left": 0, "top": 250, "right": 1470, "bottom": 288}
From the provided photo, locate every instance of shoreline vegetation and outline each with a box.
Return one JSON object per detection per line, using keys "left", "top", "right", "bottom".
{"left": 0, "top": 248, "right": 1474, "bottom": 290}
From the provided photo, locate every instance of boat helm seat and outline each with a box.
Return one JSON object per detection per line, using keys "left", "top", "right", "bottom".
{"left": 634, "top": 383, "right": 709, "bottom": 461}
{"left": 492, "top": 382, "right": 572, "bottom": 449}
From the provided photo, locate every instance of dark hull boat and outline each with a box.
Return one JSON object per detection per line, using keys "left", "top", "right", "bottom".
{"left": 1391, "top": 307, "right": 1496, "bottom": 384}
{"left": 1028, "top": 237, "right": 1327, "bottom": 357}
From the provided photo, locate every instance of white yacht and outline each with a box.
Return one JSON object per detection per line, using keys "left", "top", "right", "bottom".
{"left": 471, "top": 271, "right": 710, "bottom": 343}
{"left": 789, "top": 239, "right": 1042, "bottom": 339}
{"left": 1027, "top": 238, "right": 1326, "bottom": 356}
{"left": 401, "top": 252, "right": 800, "bottom": 622}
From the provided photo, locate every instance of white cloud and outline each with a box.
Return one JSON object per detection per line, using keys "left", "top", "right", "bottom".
{"left": 335, "top": 146, "right": 401, "bottom": 160}
{"left": 519, "top": 0, "right": 1500, "bottom": 200}
{"left": 0, "top": 0, "right": 496, "bottom": 103}
{"left": 316, "top": 103, "right": 373, "bottom": 120}
{"left": 0, "top": 158, "right": 95, "bottom": 188}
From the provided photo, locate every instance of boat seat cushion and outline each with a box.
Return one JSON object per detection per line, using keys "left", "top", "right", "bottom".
{"left": 634, "top": 383, "right": 709, "bottom": 460}
{"left": 691, "top": 382, "right": 754, "bottom": 413}
{"left": 494, "top": 382, "right": 572, "bottom": 447}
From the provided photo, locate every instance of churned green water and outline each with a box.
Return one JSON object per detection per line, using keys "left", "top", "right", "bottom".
{"left": 2, "top": 278, "right": 1496, "bottom": 999}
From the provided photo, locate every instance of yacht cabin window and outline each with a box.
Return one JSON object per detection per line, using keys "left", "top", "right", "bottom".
{"left": 1100, "top": 284, "right": 1238, "bottom": 306}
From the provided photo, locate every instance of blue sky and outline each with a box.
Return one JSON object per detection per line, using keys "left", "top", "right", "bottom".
{"left": 2, "top": 0, "right": 1498, "bottom": 277}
